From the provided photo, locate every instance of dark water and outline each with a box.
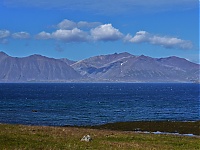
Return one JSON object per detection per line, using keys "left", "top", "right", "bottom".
{"left": 0, "top": 83, "right": 199, "bottom": 126}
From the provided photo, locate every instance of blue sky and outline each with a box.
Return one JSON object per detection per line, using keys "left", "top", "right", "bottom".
{"left": 0, "top": 0, "right": 199, "bottom": 63}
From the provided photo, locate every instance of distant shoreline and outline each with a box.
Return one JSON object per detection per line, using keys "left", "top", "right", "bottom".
{"left": 1, "top": 120, "right": 199, "bottom": 136}
{"left": 0, "top": 82, "right": 198, "bottom": 84}
{"left": 65, "top": 120, "right": 200, "bottom": 136}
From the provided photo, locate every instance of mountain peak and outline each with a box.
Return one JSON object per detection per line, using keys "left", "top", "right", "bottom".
{"left": 29, "top": 54, "right": 46, "bottom": 58}
{"left": 114, "top": 52, "right": 132, "bottom": 57}
{"left": 72, "top": 52, "right": 133, "bottom": 68}
{"left": 0, "top": 51, "right": 9, "bottom": 57}
{"left": 27, "top": 54, "right": 56, "bottom": 61}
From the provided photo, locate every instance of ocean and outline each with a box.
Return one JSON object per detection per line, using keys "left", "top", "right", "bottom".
{"left": 0, "top": 83, "right": 199, "bottom": 126}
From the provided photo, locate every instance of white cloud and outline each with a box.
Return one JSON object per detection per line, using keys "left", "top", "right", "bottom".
{"left": 125, "top": 31, "right": 193, "bottom": 49}
{"left": 77, "top": 21, "right": 102, "bottom": 29}
{"left": 52, "top": 28, "right": 89, "bottom": 42}
{"left": 57, "top": 19, "right": 76, "bottom": 30}
{"left": 0, "top": 30, "right": 10, "bottom": 38}
{"left": 150, "top": 36, "right": 193, "bottom": 49}
{"left": 57, "top": 19, "right": 101, "bottom": 29}
{"left": 127, "top": 31, "right": 150, "bottom": 43}
{"left": 12, "top": 32, "right": 30, "bottom": 39}
{"left": 91, "top": 24, "right": 123, "bottom": 41}
{"left": 35, "top": 31, "right": 51, "bottom": 39}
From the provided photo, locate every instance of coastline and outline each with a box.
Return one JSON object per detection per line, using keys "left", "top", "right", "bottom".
{"left": 1, "top": 120, "right": 198, "bottom": 136}
{"left": 69, "top": 120, "right": 200, "bottom": 136}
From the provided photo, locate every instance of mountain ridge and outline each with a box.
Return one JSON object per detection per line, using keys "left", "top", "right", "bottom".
{"left": 0, "top": 52, "right": 199, "bottom": 83}
{"left": 0, "top": 52, "right": 82, "bottom": 82}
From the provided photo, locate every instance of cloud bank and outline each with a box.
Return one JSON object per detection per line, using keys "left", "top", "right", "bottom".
{"left": 0, "top": 30, "right": 30, "bottom": 44}
{"left": 58, "top": 19, "right": 101, "bottom": 30}
{"left": 52, "top": 28, "right": 89, "bottom": 42}
{"left": 12, "top": 32, "right": 30, "bottom": 39}
{"left": 125, "top": 31, "right": 193, "bottom": 49}
{"left": 36, "top": 20, "right": 123, "bottom": 42}
{"left": 0, "top": 19, "right": 194, "bottom": 50}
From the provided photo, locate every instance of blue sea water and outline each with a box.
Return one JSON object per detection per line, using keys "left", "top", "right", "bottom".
{"left": 0, "top": 83, "right": 199, "bottom": 126}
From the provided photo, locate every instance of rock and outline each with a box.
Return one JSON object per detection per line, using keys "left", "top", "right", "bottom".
{"left": 81, "top": 135, "right": 92, "bottom": 142}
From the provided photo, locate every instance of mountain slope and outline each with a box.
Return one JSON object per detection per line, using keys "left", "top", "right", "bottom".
{"left": 60, "top": 58, "right": 76, "bottom": 66}
{"left": 0, "top": 52, "right": 82, "bottom": 82}
{"left": 71, "top": 52, "right": 133, "bottom": 75}
{"left": 71, "top": 53, "right": 199, "bottom": 82}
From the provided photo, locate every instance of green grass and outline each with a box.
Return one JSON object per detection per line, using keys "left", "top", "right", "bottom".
{"left": 0, "top": 123, "right": 199, "bottom": 150}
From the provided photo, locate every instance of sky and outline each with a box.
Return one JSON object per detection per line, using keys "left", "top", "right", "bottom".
{"left": 0, "top": 0, "right": 199, "bottom": 63}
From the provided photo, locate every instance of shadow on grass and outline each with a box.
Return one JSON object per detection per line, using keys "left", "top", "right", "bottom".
{"left": 74, "top": 121, "right": 200, "bottom": 136}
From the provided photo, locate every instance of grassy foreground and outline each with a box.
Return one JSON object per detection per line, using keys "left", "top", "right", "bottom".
{"left": 0, "top": 123, "right": 200, "bottom": 150}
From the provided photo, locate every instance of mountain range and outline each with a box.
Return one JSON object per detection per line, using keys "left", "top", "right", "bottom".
{"left": 0, "top": 51, "right": 199, "bottom": 83}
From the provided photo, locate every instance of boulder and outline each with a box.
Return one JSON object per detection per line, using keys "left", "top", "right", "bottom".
{"left": 81, "top": 135, "right": 92, "bottom": 142}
